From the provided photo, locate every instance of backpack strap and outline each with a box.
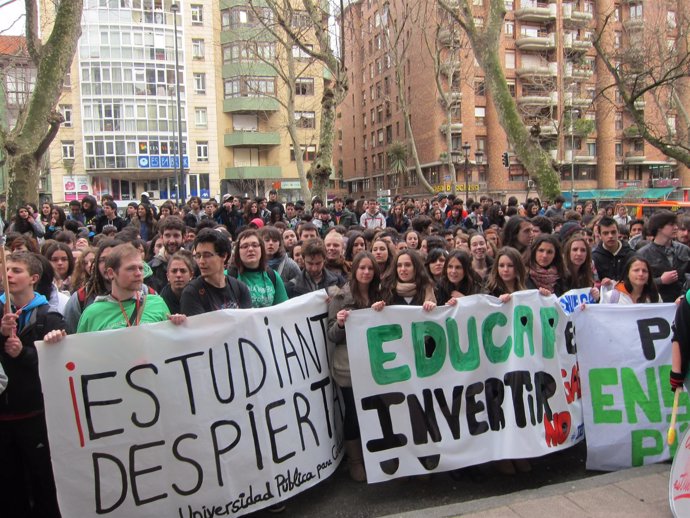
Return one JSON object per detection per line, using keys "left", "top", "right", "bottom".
{"left": 77, "top": 286, "right": 87, "bottom": 311}
{"left": 266, "top": 268, "right": 277, "bottom": 287}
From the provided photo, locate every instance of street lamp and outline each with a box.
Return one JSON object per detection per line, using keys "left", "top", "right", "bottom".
{"left": 462, "top": 141, "right": 471, "bottom": 204}
{"left": 171, "top": 3, "right": 185, "bottom": 205}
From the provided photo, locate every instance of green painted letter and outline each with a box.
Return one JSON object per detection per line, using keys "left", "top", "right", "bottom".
{"left": 482, "top": 312, "right": 512, "bottom": 363}
{"left": 589, "top": 368, "right": 622, "bottom": 424}
{"left": 447, "top": 317, "right": 479, "bottom": 372}
{"left": 411, "top": 321, "right": 447, "bottom": 378}
{"left": 513, "top": 305, "right": 535, "bottom": 357}
{"left": 367, "top": 324, "right": 409, "bottom": 385}
{"left": 539, "top": 307, "right": 559, "bottom": 359}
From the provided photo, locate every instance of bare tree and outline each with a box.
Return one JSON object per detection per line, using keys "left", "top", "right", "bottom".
{"left": 424, "top": 7, "right": 473, "bottom": 196}
{"left": 437, "top": 0, "right": 561, "bottom": 200}
{"left": 263, "top": 0, "right": 348, "bottom": 202}
{"left": 379, "top": 0, "right": 434, "bottom": 193}
{"left": 0, "top": 0, "right": 83, "bottom": 208}
{"left": 592, "top": 6, "right": 690, "bottom": 167}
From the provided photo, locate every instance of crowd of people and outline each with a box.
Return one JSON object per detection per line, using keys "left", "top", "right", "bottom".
{"left": 2, "top": 188, "right": 690, "bottom": 516}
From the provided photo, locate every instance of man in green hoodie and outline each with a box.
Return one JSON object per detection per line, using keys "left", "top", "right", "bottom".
{"left": 0, "top": 252, "right": 65, "bottom": 517}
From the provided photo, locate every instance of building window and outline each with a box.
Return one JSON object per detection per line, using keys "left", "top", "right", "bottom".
{"left": 615, "top": 112, "right": 623, "bottom": 130}
{"left": 507, "top": 80, "right": 516, "bottom": 96}
{"left": 60, "top": 105, "right": 72, "bottom": 127}
{"left": 193, "top": 73, "right": 206, "bottom": 94}
{"left": 504, "top": 0, "right": 513, "bottom": 9}
{"left": 62, "top": 141, "right": 75, "bottom": 159}
{"left": 290, "top": 144, "right": 317, "bottom": 161}
{"left": 192, "top": 39, "right": 205, "bottom": 59}
{"left": 191, "top": 4, "right": 203, "bottom": 24}
{"left": 668, "top": 11, "right": 676, "bottom": 28}
{"left": 475, "top": 106, "right": 485, "bottom": 125}
{"left": 292, "top": 44, "right": 313, "bottom": 60}
{"left": 295, "top": 111, "right": 316, "bottom": 129}
{"left": 630, "top": 3, "right": 643, "bottom": 19}
{"left": 196, "top": 141, "right": 209, "bottom": 162}
{"left": 295, "top": 77, "right": 314, "bottom": 95}
{"left": 505, "top": 21, "right": 514, "bottom": 38}
{"left": 195, "top": 107, "right": 207, "bottom": 127}
{"left": 615, "top": 143, "right": 623, "bottom": 158}
{"left": 587, "top": 142, "right": 596, "bottom": 156}
{"left": 613, "top": 6, "right": 621, "bottom": 21}
{"left": 474, "top": 80, "right": 486, "bottom": 96}
{"left": 505, "top": 50, "right": 515, "bottom": 69}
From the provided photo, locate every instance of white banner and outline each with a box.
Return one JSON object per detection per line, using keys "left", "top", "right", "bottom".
{"left": 573, "top": 303, "right": 690, "bottom": 471}
{"left": 346, "top": 291, "right": 584, "bottom": 483}
{"left": 558, "top": 287, "right": 596, "bottom": 315}
{"left": 37, "top": 292, "right": 343, "bottom": 517}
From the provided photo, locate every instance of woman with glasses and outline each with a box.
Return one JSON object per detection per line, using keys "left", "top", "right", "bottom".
{"left": 231, "top": 229, "right": 288, "bottom": 308}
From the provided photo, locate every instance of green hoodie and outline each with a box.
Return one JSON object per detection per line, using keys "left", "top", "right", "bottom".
{"left": 77, "top": 293, "right": 170, "bottom": 333}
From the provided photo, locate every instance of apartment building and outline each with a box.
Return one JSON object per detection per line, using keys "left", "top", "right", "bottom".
{"left": 44, "top": 0, "right": 323, "bottom": 205}
{"left": 336, "top": 0, "right": 689, "bottom": 202}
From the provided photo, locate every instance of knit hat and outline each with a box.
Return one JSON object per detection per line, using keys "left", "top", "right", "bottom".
{"left": 559, "top": 221, "right": 582, "bottom": 242}
{"left": 250, "top": 218, "right": 264, "bottom": 228}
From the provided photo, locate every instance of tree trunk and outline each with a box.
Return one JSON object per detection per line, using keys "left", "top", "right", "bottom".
{"left": 3, "top": 0, "right": 83, "bottom": 209}
{"left": 438, "top": 0, "right": 561, "bottom": 200}
{"left": 309, "top": 84, "right": 340, "bottom": 202}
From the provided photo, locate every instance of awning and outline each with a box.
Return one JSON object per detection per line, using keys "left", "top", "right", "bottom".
{"left": 563, "top": 187, "right": 675, "bottom": 202}
{"left": 629, "top": 187, "right": 674, "bottom": 199}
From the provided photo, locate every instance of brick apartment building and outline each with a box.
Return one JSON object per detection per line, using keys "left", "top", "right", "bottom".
{"left": 335, "top": 0, "right": 690, "bottom": 203}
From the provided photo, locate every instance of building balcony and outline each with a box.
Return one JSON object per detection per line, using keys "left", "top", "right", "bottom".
{"left": 224, "top": 131, "right": 281, "bottom": 147}
{"left": 624, "top": 18, "right": 645, "bottom": 32}
{"left": 223, "top": 62, "right": 277, "bottom": 78}
{"left": 571, "top": 66, "right": 594, "bottom": 80}
{"left": 517, "top": 62, "right": 557, "bottom": 81}
{"left": 515, "top": 2, "right": 557, "bottom": 23}
{"left": 518, "top": 93, "right": 558, "bottom": 107}
{"left": 223, "top": 165, "right": 282, "bottom": 180}
{"left": 440, "top": 122, "right": 463, "bottom": 134}
{"left": 624, "top": 151, "right": 646, "bottom": 163}
{"left": 526, "top": 119, "right": 558, "bottom": 136}
{"left": 574, "top": 154, "right": 596, "bottom": 163}
{"left": 516, "top": 32, "right": 556, "bottom": 51}
{"left": 563, "top": 92, "right": 592, "bottom": 109}
{"left": 220, "top": 26, "right": 273, "bottom": 44}
{"left": 562, "top": 3, "right": 593, "bottom": 27}
{"left": 437, "top": 28, "right": 461, "bottom": 47}
{"left": 223, "top": 96, "right": 280, "bottom": 113}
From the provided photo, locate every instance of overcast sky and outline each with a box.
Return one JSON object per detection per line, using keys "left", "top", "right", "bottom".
{"left": 0, "top": 0, "right": 25, "bottom": 36}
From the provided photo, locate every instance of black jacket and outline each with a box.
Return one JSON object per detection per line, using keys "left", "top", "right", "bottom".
{"left": 0, "top": 304, "right": 65, "bottom": 415}
{"left": 147, "top": 255, "right": 169, "bottom": 293}
{"left": 637, "top": 241, "right": 690, "bottom": 303}
{"left": 592, "top": 241, "right": 636, "bottom": 283}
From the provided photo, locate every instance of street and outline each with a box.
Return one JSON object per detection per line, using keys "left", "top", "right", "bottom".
{"left": 253, "top": 441, "right": 592, "bottom": 517}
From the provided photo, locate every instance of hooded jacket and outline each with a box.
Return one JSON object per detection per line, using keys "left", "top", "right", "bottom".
{"left": 592, "top": 240, "right": 636, "bottom": 283}
{"left": 0, "top": 293, "right": 65, "bottom": 415}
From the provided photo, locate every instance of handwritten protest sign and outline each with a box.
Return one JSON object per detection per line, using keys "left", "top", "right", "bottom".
{"left": 37, "top": 292, "right": 343, "bottom": 517}
{"left": 574, "top": 303, "right": 690, "bottom": 471}
{"left": 558, "top": 288, "right": 596, "bottom": 316}
{"left": 346, "top": 290, "right": 583, "bottom": 482}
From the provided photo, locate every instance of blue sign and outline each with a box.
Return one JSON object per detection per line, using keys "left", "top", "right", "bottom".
{"left": 138, "top": 155, "right": 189, "bottom": 169}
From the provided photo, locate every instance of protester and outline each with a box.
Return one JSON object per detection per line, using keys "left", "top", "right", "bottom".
{"left": 370, "top": 236, "right": 397, "bottom": 280}
{"left": 148, "top": 216, "right": 186, "bottom": 292}
{"left": 425, "top": 247, "right": 447, "bottom": 284}
{"left": 591, "top": 216, "right": 636, "bottom": 286}
{"left": 600, "top": 256, "right": 661, "bottom": 304}
{"left": 231, "top": 229, "right": 288, "bottom": 308}
{"left": 523, "top": 234, "right": 565, "bottom": 296}
{"left": 344, "top": 231, "right": 366, "bottom": 266}
{"left": 435, "top": 250, "right": 482, "bottom": 305}
{"left": 376, "top": 249, "right": 436, "bottom": 311}
{"left": 181, "top": 228, "right": 252, "bottom": 315}
{"left": 286, "top": 238, "right": 345, "bottom": 298}
{"left": 636, "top": 210, "right": 690, "bottom": 303}
{"left": 501, "top": 216, "right": 532, "bottom": 253}
{"left": 562, "top": 236, "right": 599, "bottom": 300}
{"left": 44, "top": 241, "right": 75, "bottom": 293}
{"left": 9, "top": 206, "right": 45, "bottom": 239}
{"left": 485, "top": 246, "right": 527, "bottom": 300}
{"left": 0, "top": 252, "right": 65, "bottom": 518}
{"left": 159, "top": 250, "right": 195, "bottom": 314}
{"left": 327, "top": 251, "right": 382, "bottom": 482}
{"left": 469, "top": 232, "right": 492, "bottom": 282}
{"left": 360, "top": 199, "right": 386, "bottom": 229}
{"left": 260, "top": 226, "right": 301, "bottom": 285}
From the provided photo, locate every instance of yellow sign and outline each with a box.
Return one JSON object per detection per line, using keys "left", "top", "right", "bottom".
{"left": 432, "top": 184, "right": 480, "bottom": 193}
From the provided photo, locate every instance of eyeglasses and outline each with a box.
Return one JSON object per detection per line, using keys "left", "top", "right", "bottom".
{"left": 239, "top": 242, "right": 261, "bottom": 250}
{"left": 194, "top": 252, "right": 219, "bottom": 261}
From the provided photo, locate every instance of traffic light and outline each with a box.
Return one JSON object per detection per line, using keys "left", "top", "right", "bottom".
{"left": 502, "top": 152, "right": 509, "bottom": 168}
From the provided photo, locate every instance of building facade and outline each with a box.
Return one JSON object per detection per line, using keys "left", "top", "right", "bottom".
{"left": 335, "top": 0, "right": 690, "bottom": 202}
{"left": 44, "top": 0, "right": 323, "bottom": 205}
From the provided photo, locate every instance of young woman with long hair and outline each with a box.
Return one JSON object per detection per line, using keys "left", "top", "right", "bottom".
{"left": 386, "top": 203, "right": 409, "bottom": 233}
{"left": 45, "top": 206, "right": 67, "bottom": 240}
{"left": 601, "top": 256, "right": 661, "bottom": 304}
{"left": 425, "top": 248, "right": 447, "bottom": 284}
{"left": 370, "top": 236, "right": 397, "bottom": 280}
{"left": 9, "top": 206, "right": 45, "bottom": 239}
{"left": 376, "top": 249, "right": 436, "bottom": 310}
{"left": 469, "top": 232, "right": 493, "bottom": 283}
{"left": 485, "top": 246, "right": 527, "bottom": 301}
{"left": 344, "top": 231, "right": 366, "bottom": 264}
{"left": 523, "top": 234, "right": 565, "bottom": 296}
{"left": 259, "top": 226, "right": 301, "bottom": 285}
{"left": 502, "top": 216, "right": 533, "bottom": 254}
{"left": 134, "top": 204, "right": 157, "bottom": 242}
{"left": 70, "top": 246, "right": 97, "bottom": 292}
{"left": 327, "top": 251, "right": 382, "bottom": 482}
{"left": 44, "top": 242, "right": 75, "bottom": 293}
{"left": 435, "top": 250, "right": 482, "bottom": 304}
{"left": 563, "top": 236, "right": 599, "bottom": 298}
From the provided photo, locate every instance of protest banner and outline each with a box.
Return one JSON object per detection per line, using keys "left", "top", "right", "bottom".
{"left": 346, "top": 290, "right": 584, "bottom": 483}
{"left": 558, "top": 288, "right": 596, "bottom": 316}
{"left": 574, "top": 303, "right": 690, "bottom": 471}
{"left": 37, "top": 291, "right": 343, "bottom": 517}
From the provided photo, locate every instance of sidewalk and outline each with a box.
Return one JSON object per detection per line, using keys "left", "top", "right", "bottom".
{"left": 383, "top": 463, "right": 672, "bottom": 518}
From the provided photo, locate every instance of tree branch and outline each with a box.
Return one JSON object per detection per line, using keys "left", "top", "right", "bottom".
{"left": 33, "top": 110, "right": 63, "bottom": 159}
{"left": 24, "top": 0, "right": 41, "bottom": 64}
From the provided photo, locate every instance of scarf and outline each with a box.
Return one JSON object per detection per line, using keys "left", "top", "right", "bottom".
{"left": 529, "top": 264, "right": 559, "bottom": 292}
{"left": 395, "top": 282, "right": 417, "bottom": 298}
